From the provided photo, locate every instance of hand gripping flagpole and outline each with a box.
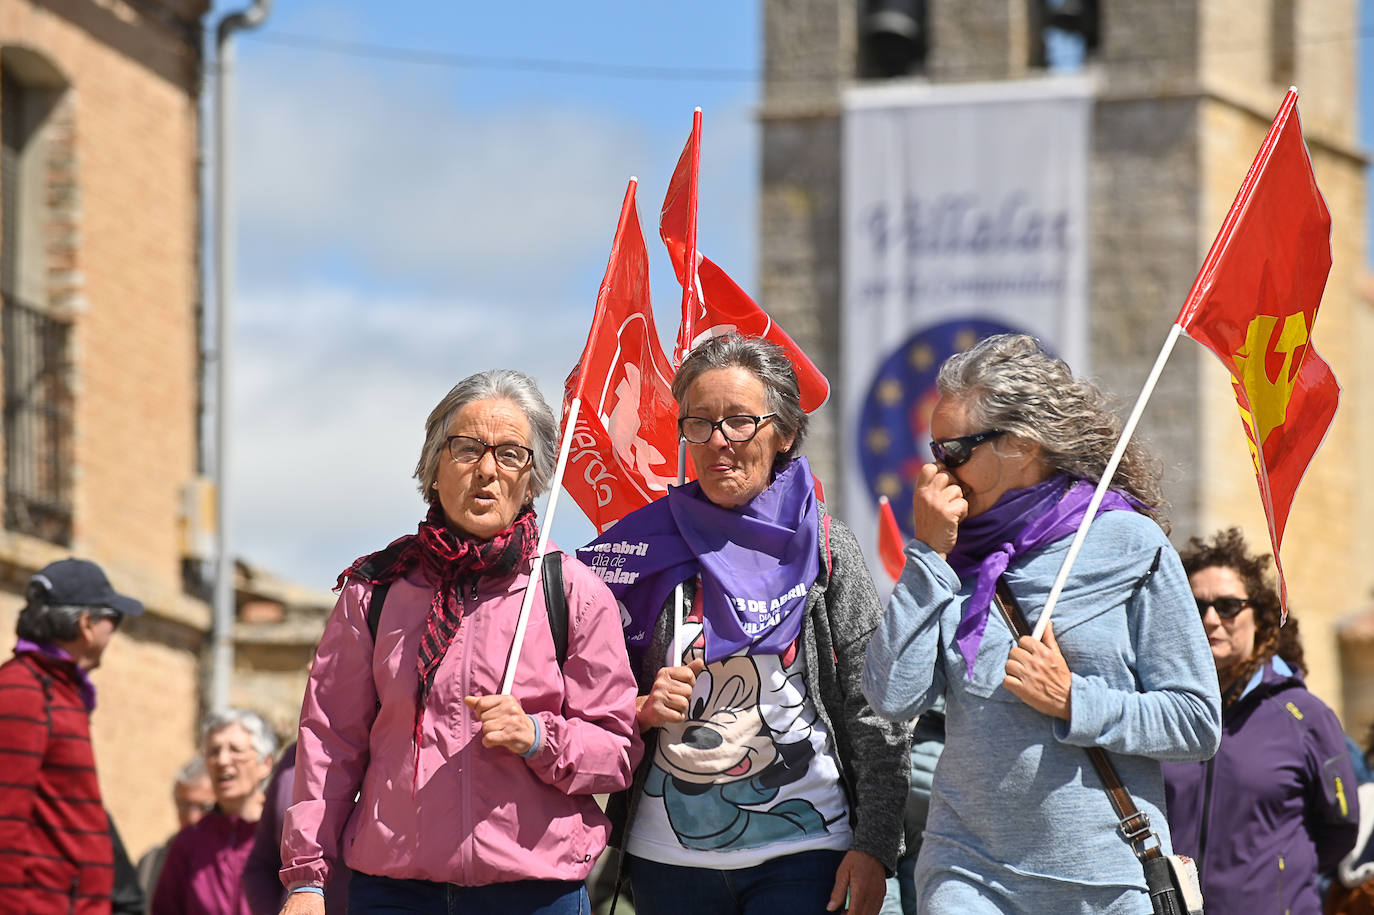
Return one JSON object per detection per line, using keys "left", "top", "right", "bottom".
{"left": 501, "top": 396, "right": 582, "bottom": 694}
{"left": 1031, "top": 324, "right": 1183, "bottom": 640}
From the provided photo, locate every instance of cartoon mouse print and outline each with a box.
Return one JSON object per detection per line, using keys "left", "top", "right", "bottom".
{"left": 645, "top": 624, "right": 838, "bottom": 851}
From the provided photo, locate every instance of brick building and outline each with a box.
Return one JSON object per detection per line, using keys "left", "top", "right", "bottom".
{"left": 0, "top": 0, "right": 329, "bottom": 860}
{"left": 760, "top": 1, "right": 1372, "bottom": 733}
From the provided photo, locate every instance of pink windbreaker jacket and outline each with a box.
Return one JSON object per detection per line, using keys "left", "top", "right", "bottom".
{"left": 279, "top": 549, "right": 641, "bottom": 891}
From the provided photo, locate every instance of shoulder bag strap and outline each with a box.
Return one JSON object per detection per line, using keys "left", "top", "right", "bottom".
{"left": 991, "top": 579, "right": 1162, "bottom": 863}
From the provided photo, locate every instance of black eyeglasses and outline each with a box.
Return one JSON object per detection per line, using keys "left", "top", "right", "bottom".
{"left": 929, "top": 429, "right": 1006, "bottom": 469}
{"left": 1196, "top": 596, "right": 1250, "bottom": 619}
{"left": 445, "top": 435, "right": 534, "bottom": 472}
{"left": 678, "top": 413, "right": 776, "bottom": 445}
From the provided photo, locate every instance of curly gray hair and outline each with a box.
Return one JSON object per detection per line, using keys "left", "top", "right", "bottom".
{"left": 936, "top": 334, "right": 1166, "bottom": 525}
{"left": 413, "top": 369, "right": 559, "bottom": 504}
{"left": 670, "top": 332, "right": 808, "bottom": 468}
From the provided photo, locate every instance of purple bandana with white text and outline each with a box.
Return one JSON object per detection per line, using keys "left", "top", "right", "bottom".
{"left": 578, "top": 457, "right": 820, "bottom": 666}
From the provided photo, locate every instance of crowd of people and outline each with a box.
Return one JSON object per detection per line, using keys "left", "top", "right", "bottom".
{"left": 2, "top": 332, "right": 1371, "bottom": 915}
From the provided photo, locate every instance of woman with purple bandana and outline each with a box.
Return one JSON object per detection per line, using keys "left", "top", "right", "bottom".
{"left": 861, "top": 334, "right": 1221, "bottom": 914}
{"left": 582, "top": 333, "right": 910, "bottom": 915}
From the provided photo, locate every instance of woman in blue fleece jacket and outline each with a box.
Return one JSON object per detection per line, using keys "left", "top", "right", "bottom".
{"left": 861, "top": 334, "right": 1221, "bottom": 914}
{"left": 1163, "top": 528, "right": 1359, "bottom": 915}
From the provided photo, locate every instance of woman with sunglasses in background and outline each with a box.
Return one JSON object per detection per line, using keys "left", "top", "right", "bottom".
{"left": 278, "top": 370, "right": 640, "bottom": 915}
{"left": 1162, "top": 527, "right": 1359, "bottom": 915}
{"left": 583, "top": 333, "right": 910, "bottom": 915}
{"left": 861, "top": 333, "right": 1221, "bottom": 914}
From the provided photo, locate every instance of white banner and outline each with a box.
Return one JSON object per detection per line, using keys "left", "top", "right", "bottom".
{"left": 840, "top": 78, "right": 1093, "bottom": 583}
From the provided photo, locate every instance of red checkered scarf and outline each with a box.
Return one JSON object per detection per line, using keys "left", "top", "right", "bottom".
{"left": 337, "top": 502, "right": 538, "bottom": 780}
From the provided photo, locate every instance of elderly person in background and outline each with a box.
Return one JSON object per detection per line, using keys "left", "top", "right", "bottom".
{"left": 279, "top": 369, "right": 640, "bottom": 915}
{"left": 137, "top": 757, "right": 216, "bottom": 907}
{"left": 582, "top": 333, "right": 910, "bottom": 915}
{"left": 861, "top": 334, "right": 1221, "bottom": 914}
{"left": 151, "top": 709, "right": 277, "bottom": 915}
{"left": 1162, "top": 528, "right": 1359, "bottom": 915}
{"left": 0, "top": 558, "right": 145, "bottom": 915}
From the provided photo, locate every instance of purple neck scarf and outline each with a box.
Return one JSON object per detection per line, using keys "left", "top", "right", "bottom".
{"left": 15, "top": 638, "right": 97, "bottom": 710}
{"left": 578, "top": 457, "right": 820, "bottom": 666}
{"left": 946, "top": 475, "right": 1139, "bottom": 677}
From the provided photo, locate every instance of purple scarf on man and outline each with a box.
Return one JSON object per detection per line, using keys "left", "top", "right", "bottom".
{"left": 15, "top": 638, "right": 97, "bottom": 709}
{"left": 577, "top": 457, "right": 820, "bottom": 666}
{"left": 945, "top": 474, "right": 1139, "bottom": 677}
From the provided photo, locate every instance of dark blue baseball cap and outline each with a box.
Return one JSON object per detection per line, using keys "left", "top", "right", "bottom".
{"left": 30, "top": 558, "right": 145, "bottom": 617}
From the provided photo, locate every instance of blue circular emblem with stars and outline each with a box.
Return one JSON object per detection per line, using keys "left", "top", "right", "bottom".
{"left": 856, "top": 318, "right": 1035, "bottom": 537}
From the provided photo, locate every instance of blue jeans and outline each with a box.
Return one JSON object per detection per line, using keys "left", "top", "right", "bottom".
{"left": 626, "top": 849, "right": 846, "bottom": 915}
{"left": 347, "top": 869, "right": 590, "bottom": 915}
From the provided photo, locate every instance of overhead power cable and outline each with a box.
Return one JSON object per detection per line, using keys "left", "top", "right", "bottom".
{"left": 246, "top": 30, "right": 760, "bottom": 82}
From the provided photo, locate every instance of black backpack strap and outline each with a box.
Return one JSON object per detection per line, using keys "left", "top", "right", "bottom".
{"left": 367, "top": 581, "right": 392, "bottom": 645}
{"left": 541, "top": 551, "right": 568, "bottom": 669}
{"left": 351, "top": 540, "right": 412, "bottom": 645}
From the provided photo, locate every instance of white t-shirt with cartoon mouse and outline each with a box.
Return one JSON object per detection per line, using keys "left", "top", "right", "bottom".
{"left": 626, "top": 619, "right": 853, "bottom": 869}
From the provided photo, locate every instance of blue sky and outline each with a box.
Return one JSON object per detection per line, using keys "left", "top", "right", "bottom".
{"left": 215, "top": 1, "right": 1374, "bottom": 592}
{"left": 221, "top": 1, "right": 761, "bottom": 589}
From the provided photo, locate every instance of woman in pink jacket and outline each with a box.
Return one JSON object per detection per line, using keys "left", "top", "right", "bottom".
{"left": 278, "top": 369, "right": 641, "bottom": 915}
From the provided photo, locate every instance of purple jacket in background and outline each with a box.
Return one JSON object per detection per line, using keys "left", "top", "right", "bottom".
{"left": 1163, "top": 657, "right": 1360, "bottom": 915}
{"left": 242, "top": 743, "right": 347, "bottom": 915}
{"left": 150, "top": 809, "right": 257, "bottom": 915}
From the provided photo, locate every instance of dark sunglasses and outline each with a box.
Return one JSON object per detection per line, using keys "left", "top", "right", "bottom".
{"left": 1195, "top": 596, "right": 1250, "bottom": 619}
{"left": 93, "top": 608, "right": 124, "bottom": 629}
{"left": 929, "top": 429, "right": 1006, "bottom": 469}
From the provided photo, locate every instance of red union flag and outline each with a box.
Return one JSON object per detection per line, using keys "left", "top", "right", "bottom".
{"left": 564, "top": 179, "right": 683, "bottom": 533}
{"left": 660, "top": 112, "right": 831, "bottom": 413}
{"left": 1175, "top": 89, "right": 1340, "bottom": 612}
{"left": 877, "top": 496, "right": 906, "bottom": 582}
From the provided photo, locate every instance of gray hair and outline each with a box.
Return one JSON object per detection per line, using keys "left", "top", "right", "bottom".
{"left": 201, "top": 708, "right": 278, "bottom": 763}
{"left": 936, "top": 334, "right": 1166, "bottom": 525}
{"left": 173, "top": 756, "right": 209, "bottom": 790}
{"left": 413, "top": 369, "right": 559, "bottom": 504}
{"left": 16, "top": 579, "right": 97, "bottom": 642}
{"left": 670, "top": 333, "right": 808, "bottom": 468}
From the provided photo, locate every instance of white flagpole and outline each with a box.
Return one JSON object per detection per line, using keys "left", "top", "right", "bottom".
{"left": 1031, "top": 324, "right": 1184, "bottom": 640}
{"left": 501, "top": 396, "right": 582, "bottom": 693}
{"left": 672, "top": 438, "right": 688, "bottom": 661}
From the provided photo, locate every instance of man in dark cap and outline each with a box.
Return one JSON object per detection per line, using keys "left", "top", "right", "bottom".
{"left": 0, "top": 558, "right": 145, "bottom": 915}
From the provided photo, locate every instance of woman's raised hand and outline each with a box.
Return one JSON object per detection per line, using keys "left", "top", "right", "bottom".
{"left": 635, "top": 658, "right": 705, "bottom": 730}
{"left": 913, "top": 463, "right": 968, "bottom": 558}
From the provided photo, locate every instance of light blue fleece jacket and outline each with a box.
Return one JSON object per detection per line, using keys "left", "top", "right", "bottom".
{"left": 862, "top": 511, "right": 1221, "bottom": 913}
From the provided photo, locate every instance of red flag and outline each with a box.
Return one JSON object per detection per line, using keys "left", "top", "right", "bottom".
{"left": 1175, "top": 89, "right": 1340, "bottom": 613}
{"left": 877, "top": 496, "right": 907, "bottom": 582}
{"left": 660, "top": 112, "right": 831, "bottom": 412}
{"left": 564, "top": 179, "right": 683, "bottom": 533}
{"left": 662, "top": 109, "right": 703, "bottom": 366}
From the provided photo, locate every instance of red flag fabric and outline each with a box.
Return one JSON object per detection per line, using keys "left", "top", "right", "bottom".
{"left": 564, "top": 180, "right": 683, "bottom": 533}
{"left": 660, "top": 113, "right": 831, "bottom": 413}
{"left": 1175, "top": 89, "right": 1340, "bottom": 612}
{"left": 662, "top": 109, "right": 703, "bottom": 367}
{"left": 877, "top": 496, "right": 906, "bottom": 582}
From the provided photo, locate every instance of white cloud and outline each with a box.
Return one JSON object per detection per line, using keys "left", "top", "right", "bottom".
{"left": 235, "top": 59, "right": 656, "bottom": 287}
{"left": 230, "top": 283, "right": 596, "bottom": 589}
{"left": 222, "top": 47, "right": 760, "bottom": 588}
